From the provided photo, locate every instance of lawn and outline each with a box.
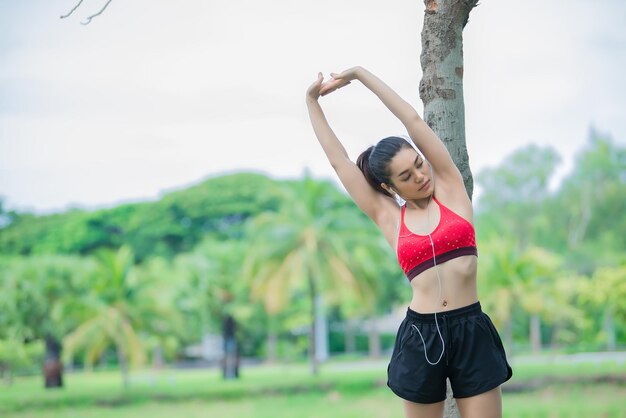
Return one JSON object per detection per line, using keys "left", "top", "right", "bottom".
{"left": 2, "top": 356, "right": 625, "bottom": 418}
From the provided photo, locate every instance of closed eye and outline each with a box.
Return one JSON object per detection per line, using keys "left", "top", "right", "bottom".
{"left": 398, "top": 156, "right": 424, "bottom": 181}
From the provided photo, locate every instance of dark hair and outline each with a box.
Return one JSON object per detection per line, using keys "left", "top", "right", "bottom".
{"left": 356, "top": 136, "right": 414, "bottom": 197}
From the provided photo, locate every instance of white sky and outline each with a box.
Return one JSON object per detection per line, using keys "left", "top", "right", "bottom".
{"left": 1, "top": 0, "right": 625, "bottom": 214}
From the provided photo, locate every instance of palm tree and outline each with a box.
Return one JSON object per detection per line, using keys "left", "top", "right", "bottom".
{"left": 477, "top": 239, "right": 526, "bottom": 353}
{"left": 0, "top": 254, "right": 92, "bottom": 388}
{"left": 63, "top": 246, "right": 180, "bottom": 387}
{"left": 334, "top": 235, "right": 405, "bottom": 358}
{"left": 543, "top": 273, "right": 587, "bottom": 349}
{"left": 480, "top": 240, "right": 571, "bottom": 353}
{"left": 516, "top": 246, "right": 563, "bottom": 353}
{"left": 581, "top": 264, "right": 626, "bottom": 351}
{"left": 243, "top": 175, "right": 379, "bottom": 374}
{"left": 174, "top": 237, "right": 251, "bottom": 379}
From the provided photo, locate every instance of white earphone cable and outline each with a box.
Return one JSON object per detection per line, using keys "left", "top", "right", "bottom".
{"left": 410, "top": 191, "right": 446, "bottom": 366}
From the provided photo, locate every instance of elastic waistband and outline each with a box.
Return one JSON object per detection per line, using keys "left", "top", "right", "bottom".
{"left": 406, "top": 301, "right": 482, "bottom": 323}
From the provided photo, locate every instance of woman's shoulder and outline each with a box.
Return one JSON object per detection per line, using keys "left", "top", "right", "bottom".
{"left": 372, "top": 195, "right": 403, "bottom": 234}
{"left": 432, "top": 181, "right": 473, "bottom": 223}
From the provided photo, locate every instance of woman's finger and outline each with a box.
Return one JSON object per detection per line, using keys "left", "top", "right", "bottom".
{"left": 320, "top": 79, "right": 339, "bottom": 90}
{"left": 320, "top": 79, "right": 350, "bottom": 96}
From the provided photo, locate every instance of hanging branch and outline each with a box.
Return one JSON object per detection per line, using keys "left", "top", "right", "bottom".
{"left": 59, "top": 0, "right": 86, "bottom": 19}
{"left": 80, "top": 0, "right": 113, "bottom": 25}
{"left": 60, "top": 0, "right": 114, "bottom": 25}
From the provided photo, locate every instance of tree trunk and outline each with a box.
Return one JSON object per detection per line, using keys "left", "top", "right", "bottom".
{"left": 43, "top": 334, "right": 63, "bottom": 389}
{"left": 152, "top": 345, "right": 164, "bottom": 369}
{"left": 266, "top": 316, "right": 279, "bottom": 362}
{"left": 504, "top": 320, "right": 514, "bottom": 354}
{"left": 604, "top": 308, "right": 616, "bottom": 351}
{"left": 118, "top": 347, "right": 130, "bottom": 388}
{"left": 222, "top": 315, "right": 240, "bottom": 379}
{"left": 266, "top": 331, "right": 278, "bottom": 362}
{"left": 367, "top": 317, "right": 382, "bottom": 358}
{"left": 344, "top": 320, "right": 357, "bottom": 354}
{"left": 530, "top": 313, "right": 542, "bottom": 353}
{"left": 309, "top": 278, "right": 319, "bottom": 375}
{"left": 314, "top": 295, "right": 329, "bottom": 363}
{"left": 1, "top": 365, "right": 13, "bottom": 386}
{"left": 420, "top": 1, "right": 479, "bottom": 416}
{"left": 420, "top": 0, "right": 478, "bottom": 199}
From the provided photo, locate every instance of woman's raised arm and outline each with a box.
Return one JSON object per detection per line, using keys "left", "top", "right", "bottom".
{"left": 306, "top": 73, "right": 391, "bottom": 224}
{"left": 324, "top": 67, "right": 463, "bottom": 185}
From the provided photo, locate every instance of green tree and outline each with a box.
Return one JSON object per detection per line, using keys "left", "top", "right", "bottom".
{"left": 174, "top": 237, "right": 253, "bottom": 378}
{"left": 477, "top": 239, "right": 525, "bottom": 352}
{"left": 543, "top": 273, "right": 588, "bottom": 349}
{"left": 579, "top": 263, "right": 626, "bottom": 351}
{"left": 63, "top": 246, "right": 180, "bottom": 387}
{"left": 548, "top": 131, "right": 626, "bottom": 269}
{"left": 243, "top": 176, "right": 379, "bottom": 374}
{"left": 0, "top": 254, "right": 92, "bottom": 388}
{"left": 333, "top": 233, "right": 405, "bottom": 358}
{"left": 0, "top": 339, "right": 43, "bottom": 385}
{"left": 0, "top": 173, "right": 283, "bottom": 260}
{"left": 476, "top": 144, "right": 561, "bottom": 249}
{"left": 517, "top": 247, "right": 563, "bottom": 353}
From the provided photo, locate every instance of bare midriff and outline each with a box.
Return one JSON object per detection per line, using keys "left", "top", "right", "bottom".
{"left": 408, "top": 254, "right": 478, "bottom": 313}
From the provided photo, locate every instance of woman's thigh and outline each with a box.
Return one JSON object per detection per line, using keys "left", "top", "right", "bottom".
{"left": 403, "top": 399, "right": 445, "bottom": 418}
{"left": 455, "top": 386, "right": 502, "bottom": 418}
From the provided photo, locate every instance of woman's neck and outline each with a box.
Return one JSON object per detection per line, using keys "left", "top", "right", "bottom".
{"left": 405, "top": 194, "right": 434, "bottom": 210}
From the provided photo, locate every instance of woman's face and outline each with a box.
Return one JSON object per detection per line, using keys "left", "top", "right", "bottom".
{"left": 385, "top": 146, "right": 433, "bottom": 200}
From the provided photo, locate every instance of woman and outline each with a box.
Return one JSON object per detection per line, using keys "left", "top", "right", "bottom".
{"left": 306, "top": 67, "right": 512, "bottom": 418}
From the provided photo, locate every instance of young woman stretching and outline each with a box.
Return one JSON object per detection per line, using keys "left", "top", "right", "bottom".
{"left": 306, "top": 67, "right": 512, "bottom": 418}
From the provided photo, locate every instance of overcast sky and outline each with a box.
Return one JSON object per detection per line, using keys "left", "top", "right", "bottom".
{"left": 1, "top": 0, "right": 625, "bottom": 214}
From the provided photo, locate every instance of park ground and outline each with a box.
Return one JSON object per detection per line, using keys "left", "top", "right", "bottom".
{"left": 2, "top": 353, "right": 625, "bottom": 418}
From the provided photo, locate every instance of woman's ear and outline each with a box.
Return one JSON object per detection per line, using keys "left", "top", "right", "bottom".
{"left": 381, "top": 183, "right": 397, "bottom": 196}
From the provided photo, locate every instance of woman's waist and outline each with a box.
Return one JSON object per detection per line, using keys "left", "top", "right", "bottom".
{"left": 409, "top": 293, "right": 479, "bottom": 314}
{"left": 408, "top": 266, "right": 478, "bottom": 313}
{"left": 406, "top": 301, "right": 482, "bottom": 322}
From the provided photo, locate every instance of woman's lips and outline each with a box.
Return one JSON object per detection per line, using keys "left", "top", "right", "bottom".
{"left": 419, "top": 180, "right": 430, "bottom": 191}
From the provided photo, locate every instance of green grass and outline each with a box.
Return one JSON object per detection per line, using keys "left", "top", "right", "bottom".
{"left": 3, "top": 383, "right": 626, "bottom": 418}
{"left": 508, "top": 356, "right": 626, "bottom": 381}
{"left": 1, "top": 356, "right": 625, "bottom": 418}
{"left": 504, "top": 384, "right": 626, "bottom": 418}
{"left": 0, "top": 363, "right": 385, "bottom": 412}
{"left": 0, "top": 387, "right": 405, "bottom": 418}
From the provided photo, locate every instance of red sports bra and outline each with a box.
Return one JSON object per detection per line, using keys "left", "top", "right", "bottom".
{"left": 397, "top": 196, "right": 477, "bottom": 281}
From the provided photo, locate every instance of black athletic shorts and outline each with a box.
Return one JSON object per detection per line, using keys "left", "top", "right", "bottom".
{"left": 387, "top": 301, "right": 512, "bottom": 404}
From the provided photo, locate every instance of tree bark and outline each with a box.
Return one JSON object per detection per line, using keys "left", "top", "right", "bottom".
{"left": 266, "top": 331, "right": 278, "bottom": 362}
{"left": 344, "top": 320, "right": 357, "bottom": 354}
{"left": 222, "top": 315, "right": 240, "bottom": 379}
{"left": 420, "top": 1, "right": 479, "bottom": 416}
{"left": 420, "top": 0, "right": 478, "bottom": 199}
{"left": 530, "top": 313, "right": 542, "bottom": 353}
{"left": 1, "top": 365, "right": 12, "bottom": 386}
{"left": 43, "top": 334, "right": 63, "bottom": 389}
{"left": 118, "top": 347, "right": 129, "bottom": 388}
{"left": 309, "top": 278, "right": 319, "bottom": 375}
{"left": 504, "top": 320, "right": 514, "bottom": 354}
{"left": 152, "top": 345, "right": 164, "bottom": 369}
{"left": 314, "top": 295, "right": 329, "bottom": 363}
{"left": 367, "top": 317, "right": 382, "bottom": 358}
{"left": 604, "top": 308, "right": 616, "bottom": 351}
